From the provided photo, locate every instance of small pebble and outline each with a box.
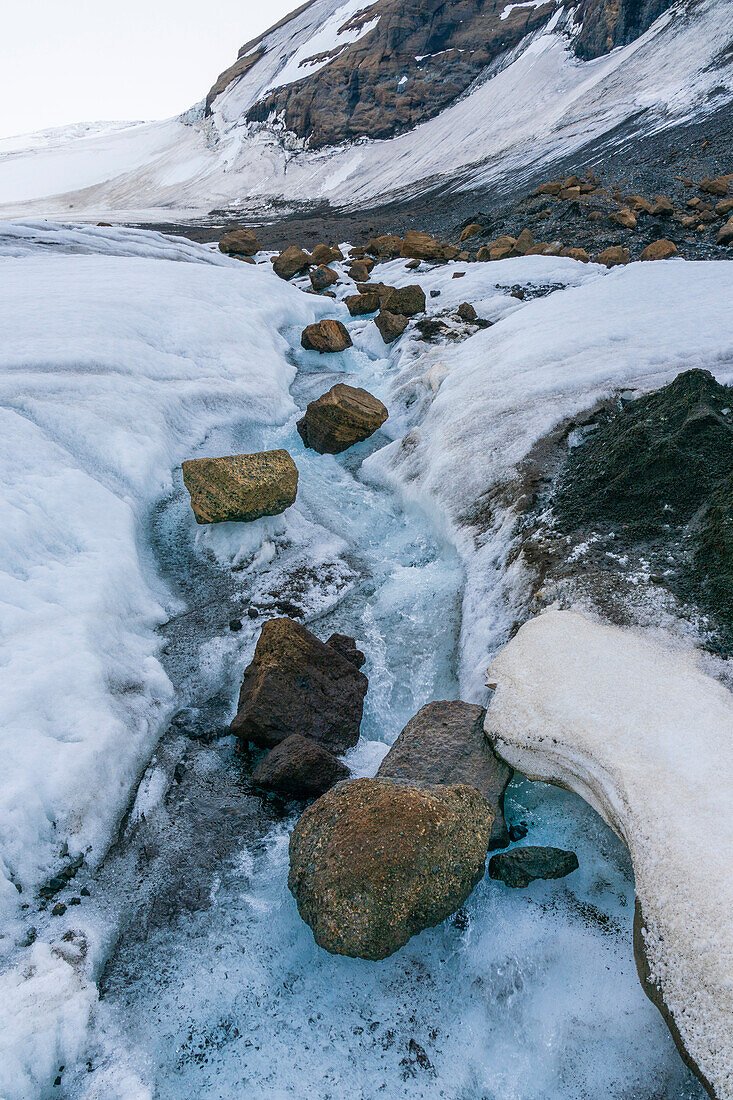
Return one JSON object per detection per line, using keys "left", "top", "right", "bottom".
{"left": 229, "top": 618, "right": 243, "bottom": 632}
{"left": 70, "top": 897, "right": 82, "bottom": 906}
{"left": 509, "top": 823, "right": 529, "bottom": 842}
{"left": 51, "top": 902, "right": 67, "bottom": 917}
{"left": 430, "top": 289, "right": 441, "bottom": 298}
{"left": 80, "top": 886, "right": 91, "bottom": 897}
{"left": 247, "top": 607, "right": 259, "bottom": 619}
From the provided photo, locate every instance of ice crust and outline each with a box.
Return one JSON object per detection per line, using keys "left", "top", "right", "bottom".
{"left": 486, "top": 609, "right": 733, "bottom": 1099}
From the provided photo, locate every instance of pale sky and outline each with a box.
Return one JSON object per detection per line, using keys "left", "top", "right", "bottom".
{"left": 0, "top": 0, "right": 300, "bottom": 139}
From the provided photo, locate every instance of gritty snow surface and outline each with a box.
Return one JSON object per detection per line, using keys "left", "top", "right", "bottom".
{"left": 486, "top": 609, "right": 733, "bottom": 1099}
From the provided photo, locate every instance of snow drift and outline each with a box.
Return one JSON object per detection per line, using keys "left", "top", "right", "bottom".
{"left": 485, "top": 608, "right": 733, "bottom": 1099}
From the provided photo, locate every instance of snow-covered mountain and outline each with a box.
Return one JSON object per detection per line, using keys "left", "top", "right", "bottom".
{"left": 0, "top": 0, "right": 730, "bottom": 221}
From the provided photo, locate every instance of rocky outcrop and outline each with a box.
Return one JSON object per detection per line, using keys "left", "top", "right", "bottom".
{"left": 297, "top": 383, "right": 388, "bottom": 454}
{"left": 181, "top": 449, "right": 298, "bottom": 524}
{"left": 377, "top": 700, "right": 512, "bottom": 849}
{"left": 574, "top": 0, "right": 674, "bottom": 60}
{"left": 488, "top": 846, "right": 578, "bottom": 888}
{"left": 288, "top": 777, "right": 493, "bottom": 958}
{"left": 300, "top": 319, "right": 352, "bottom": 352}
{"left": 218, "top": 227, "right": 261, "bottom": 256}
{"left": 250, "top": 733, "right": 349, "bottom": 798}
{"left": 230, "top": 617, "right": 368, "bottom": 752}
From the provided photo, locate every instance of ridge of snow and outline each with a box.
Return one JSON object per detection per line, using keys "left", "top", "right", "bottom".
{"left": 485, "top": 608, "right": 733, "bottom": 1099}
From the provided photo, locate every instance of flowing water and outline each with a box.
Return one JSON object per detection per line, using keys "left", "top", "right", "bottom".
{"left": 70, "top": 310, "right": 705, "bottom": 1100}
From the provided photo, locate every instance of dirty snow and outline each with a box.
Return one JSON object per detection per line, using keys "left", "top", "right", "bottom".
{"left": 485, "top": 608, "right": 733, "bottom": 1099}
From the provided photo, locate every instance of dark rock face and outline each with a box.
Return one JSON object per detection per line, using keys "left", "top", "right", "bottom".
{"left": 250, "top": 733, "right": 349, "bottom": 798}
{"left": 377, "top": 700, "right": 513, "bottom": 849}
{"left": 488, "top": 846, "right": 579, "bottom": 888}
{"left": 230, "top": 617, "right": 368, "bottom": 752}
{"left": 288, "top": 777, "right": 493, "bottom": 958}
{"left": 300, "top": 319, "right": 353, "bottom": 352}
{"left": 297, "top": 382, "right": 388, "bottom": 453}
{"left": 181, "top": 450, "right": 298, "bottom": 524}
{"left": 574, "top": 0, "right": 674, "bottom": 60}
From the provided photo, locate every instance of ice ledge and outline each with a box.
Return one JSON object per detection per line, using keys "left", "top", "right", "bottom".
{"left": 485, "top": 609, "right": 733, "bottom": 1099}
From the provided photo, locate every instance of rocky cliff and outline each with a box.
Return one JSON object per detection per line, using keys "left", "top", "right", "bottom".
{"left": 207, "top": 0, "right": 676, "bottom": 148}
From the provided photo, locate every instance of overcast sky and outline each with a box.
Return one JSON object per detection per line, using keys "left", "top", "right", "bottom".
{"left": 0, "top": 0, "right": 300, "bottom": 138}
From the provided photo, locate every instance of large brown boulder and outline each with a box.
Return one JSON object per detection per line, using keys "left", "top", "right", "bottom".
{"left": 382, "top": 284, "right": 426, "bottom": 317}
{"left": 310, "top": 265, "right": 339, "bottom": 292}
{"left": 401, "top": 231, "right": 459, "bottom": 262}
{"left": 348, "top": 260, "right": 373, "bottom": 283}
{"left": 345, "top": 291, "right": 380, "bottom": 316}
{"left": 182, "top": 449, "right": 297, "bottom": 524}
{"left": 365, "top": 234, "right": 403, "bottom": 259}
{"left": 219, "top": 227, "right": 261, "bottom": 256}
{"left": 717, "top": 218, "right": 733, "bottom": 247}
{"left": 230, "top": 617, "right": 368, "bottom": 752}
{"left": 297, "top": 383, "right": 388, "bottom": 454}
{"left": 700, "top": 176, "right": 731, "bottom": 197}
{"left": 311, "top": 243, "right": 343, "bottom": 265}
{"left": 273, "top": 245, "right": 311, "bottom": 280}
{"left": 377, "top": 700, "right": 513, "bottom": 849}
{"left": 375, "top": 311, "right": 409, "bottom": 343}
{"left": 460, "top": 223, "right": 483, "bottom": 242}
{"left": 301, "top": 319, "right": 352, "bottom": 353}
{"left": 288, "top": 778, "right": 493, "bottom": 958}
{"left": 640, "top": 239, "right": 678, "bottom": 261}
{"left": 650, "top": 196, "right": 674, "bottom": 216}
{"left": 250, "top": 733, "right": 349, "bottom": 799}
{"left": 595, "top": 245, "right": 630, "bottom": 267}
{"left": 610, "top": 208, "right": 637, "bottom": 229}
{"left": 477, "top": 235, "right": 516, "bottom": 262}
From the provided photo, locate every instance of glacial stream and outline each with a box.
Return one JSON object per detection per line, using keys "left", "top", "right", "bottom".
{"left": 70, "top": 294, "right": 705, "bottom": 1100}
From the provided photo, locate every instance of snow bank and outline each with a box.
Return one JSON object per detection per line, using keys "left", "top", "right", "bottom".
{"left": 485, "top": 608, "right": 733, "bottom": 1099}
{"left": 366, "top": 259, "right": 733, "bottom": 698}
{"left": 0, "top": 225, "right": 314, "bottom": 932}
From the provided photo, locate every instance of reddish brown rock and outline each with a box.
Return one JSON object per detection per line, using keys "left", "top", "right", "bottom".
{"left": 377, "top": 700, "right": 513, "bottom": 849}
{"left": 401, "top": 230, "right": 460, "bottom": 262}
{"left": 595, "top": 245, "right": 631, "bottom": 267}
{"left": 718, "top": 218, "right": 733, "bottom": 246}
{"left": 456, "top": 302, "right": 477, "bottom": 322}
{"left": 700, "top": 176, "right": 731, "bottom": 197}
{"left": 230, "top": 617, "right": 368, "bottom": 752}
{"left": 288, "top": 778, "right": 493, "bottom": 958}
{"left": 297, "top": 382, "right": 388, "bottom": 454}
{"left": 345, "top": 291, "right": 380, "bottom": 316}
{"left": 640, "top": 239, "right": 678, "bottom": 261}
{"left": 651, "top": 196, "right": 674, "bottom": 216}
{"left": 382, "top": 284, "right": 426, "bottom": 317}
{"left": 311, "top": 243, "right": 343, "bottom": 265}
{"left": 182, "top": 450, "right": 298, "bottom": 525}
{"left": 560, "top": 246, "right": 590, "bottom": 262}
{"left": 273, "top": 245, "right": 311, "bottom": 280}
{"left": 535, "top": 181, "right": 563, "bottom": 196}
{"left": 365, "top": 234, "right": 402, "bottom": 259}
{"left": 610, "top": 208, "right": 637, "bottom": 229}
{"left": 310, "top": 265, "right": 339, "bottom": 292}
{"left": 460, "top": 223, "right": 483, "bottom": 242}
{"left": 219, "top": 227, "right": 261, "bottom": 256}
{"left": 512, "top": 228, "right": 535, "bottom": 255}
{"left": 375, "top": 311, "right": 409, "bottom": 343}
{"left": 715, "top": 198, "right": 733, "bottom": 217}
{"left": 250, "top": 733, "right": 349, "bottom": 799}
{"left": 301, "top": 319, "right": 353, "bottom": 353}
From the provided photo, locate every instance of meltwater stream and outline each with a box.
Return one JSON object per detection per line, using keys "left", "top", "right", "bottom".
{"left": 72, "top": 305, "right": 705, "bottom": 1100}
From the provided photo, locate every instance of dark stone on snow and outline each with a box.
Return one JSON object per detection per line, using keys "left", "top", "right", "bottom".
{"left": 488, "top": 846, "right": 579, "bottom": 888}
{"left": 250, "top": 733, "right": 349, "bottom": 798}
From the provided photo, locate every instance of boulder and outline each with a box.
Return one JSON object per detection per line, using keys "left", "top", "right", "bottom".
{"left": 181, "top": 449, "right": 298, "bottom": 525}
{"left": 377, "top": 700, "right": 513, "bottom": 849}
{"left": 300, "top": 319, "right": 353, "bottom": 353}
{"left": 559, "top": 186, "right": 581, "bottom": 200}
{"left": 311, "top": 243, "right": 343, "bottom": 265}
{"left": 382, "top": 284, "right": 426, "bottom": 317}
{"left": 559, "top": 246, "right": 590, "bottom": 262}
{"left": 610, "top": 208, "right": 637, "bottom": 229}
{"left": 230, "top": 617, "right": 368, "bottom": 752}
{"left": 594, "top": 245, "right": 630, "bottom": 267}
{"left": 700, "top": 176, "right": 731, "bottom": 197}
{"left": 401, "top": 230, "right": 460, "bottom": 262}
{"left": 640, "top": 239, "right": 678, "bottom": 261}
{"left": 625, "top": 195, "right": 654, "bottom": 214}
{"left": 296, "top": 382, "right": 388, "bottom": 454}
{"left": 310, "top": 265, "right": 339, "bottom": 291}
{"left": 488, "top": 846, "right": 579, "bottom": 888}
{"left": 365, "top": 234, "right": 402, "bottom": 259}
{"left": 250, "top": 733, "right": 349, "bottom": 799}
{"left": 348, "top": 260, "right": 372, "bottom": 283}
{"left": 459, "top": 223, "right": 483, "bottom": 242}
{"left": 219, "top": 227, "right": 261, "bottom": 256}
{"left": 273, "top": 245, "right": 311, "bottom": 280}
{"left": 456, "top": 302, "right": 477, "bottom": 322}
{"left": 512, "top": 228, "right": 534, "bottom": 255}
{"left": 478, "top": 235, "right": 516, "bottom": 262}
{"left": 345, "top": 291, "right": 381, "bottom": 316}
{"left": 717, "top": 218, "right": 733, "bottom": 246}
{"left": 375, "top": 311, "right": 409, "bottom": 343}
{"left": 650, "top": 196, "right": 674, "bottom": 216}
{"left": 356, "top": 281, "right": 394, "bottom": 301}
{"left": 535, "top": 181, "right": 563, "bottom": 196}
{"left": 288, "top": 778, "right": 493, "bottom": 958}
{"left": 715, "top": 198, "right": 733, "bottom": 217}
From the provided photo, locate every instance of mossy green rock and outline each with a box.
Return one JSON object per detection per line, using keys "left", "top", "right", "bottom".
{"left": 182, "top": 449, "right": 298, "bottom": 524}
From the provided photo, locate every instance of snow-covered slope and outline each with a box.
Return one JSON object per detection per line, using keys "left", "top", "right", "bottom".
{"left": 486, "top": 609, "right": 733, "bottom": 1099}
{"left": 0, "top": 0, "right": 730, "bottom": 221}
